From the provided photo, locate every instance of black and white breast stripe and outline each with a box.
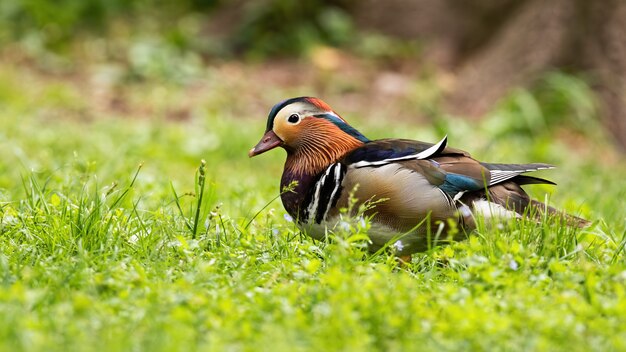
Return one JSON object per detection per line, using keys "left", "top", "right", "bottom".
{"left": 303, "top": 163, "right": 346, "bottom": 224}
{"left": 352, "top": 136, "right": 448, "bottom": 169}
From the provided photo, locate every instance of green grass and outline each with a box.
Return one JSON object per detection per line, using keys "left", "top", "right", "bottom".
{"left": 0, "top": 62, "right": 625, "bottom": 352}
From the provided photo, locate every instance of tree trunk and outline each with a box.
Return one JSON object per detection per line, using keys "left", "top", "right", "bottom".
{"left": 353, "top": 0, "right": 626, "bottom": 150}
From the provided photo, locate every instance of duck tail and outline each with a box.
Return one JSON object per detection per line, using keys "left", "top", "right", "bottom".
{"left": 484, "top": 180, "right": 590, "bottom": 228}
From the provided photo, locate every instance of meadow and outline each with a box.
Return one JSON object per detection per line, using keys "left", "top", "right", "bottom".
{"left": 0, "top": 59, "right": 625, "bottom": 351}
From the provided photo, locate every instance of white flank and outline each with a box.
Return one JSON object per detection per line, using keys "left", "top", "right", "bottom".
{"left": 471, "top": 200, "right": 520, "bottom": 220}
{"left": 459, "top": 204, "right": 472, "bottom": 217}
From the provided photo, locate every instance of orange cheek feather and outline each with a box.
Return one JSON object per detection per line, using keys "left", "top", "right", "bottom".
{"left": 273, "top": 120, "right": 301, "bottom": 145}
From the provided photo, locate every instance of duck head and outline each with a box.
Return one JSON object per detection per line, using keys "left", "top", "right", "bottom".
{"left": 249, "top": 97, "right": 369, "bottom": 175}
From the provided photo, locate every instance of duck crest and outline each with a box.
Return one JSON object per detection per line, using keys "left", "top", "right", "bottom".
{"left": 306, "top": 97, "right": 334, "bottom": 112}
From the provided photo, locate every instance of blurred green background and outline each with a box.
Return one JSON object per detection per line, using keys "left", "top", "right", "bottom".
{"left": 1, "top": 1, "right": 626, "bottom": 351}
{"left": 2, "top": 0, "right": 625, "bottom": 145}
{"left": 1, "top": 0, "right": 624, "bottom": 224}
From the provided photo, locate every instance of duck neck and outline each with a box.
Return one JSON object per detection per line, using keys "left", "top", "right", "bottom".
{"left": 280, "top": 133, "right": 364, "bottom": 220}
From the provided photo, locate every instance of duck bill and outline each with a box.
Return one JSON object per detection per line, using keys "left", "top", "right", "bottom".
{"left": 248, "top": 130, "right": 283, "bottom": 157}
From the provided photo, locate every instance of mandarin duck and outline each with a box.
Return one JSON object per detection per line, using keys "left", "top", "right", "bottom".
{"left": 249, "top": 97, "right": 588, "bottom": 256}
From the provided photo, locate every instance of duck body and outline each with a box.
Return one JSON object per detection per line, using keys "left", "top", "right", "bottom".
{"left": 250, "top": 97, "right": 587, "bottom": 255}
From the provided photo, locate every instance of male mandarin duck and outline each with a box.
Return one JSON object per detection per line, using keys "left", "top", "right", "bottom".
{"left": 249, "top": 97, "right": 588, "bottom": 256}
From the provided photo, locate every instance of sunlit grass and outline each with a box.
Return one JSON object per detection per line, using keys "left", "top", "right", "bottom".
{"left": 0, "top": 63, "right": 625, "bottom": 351}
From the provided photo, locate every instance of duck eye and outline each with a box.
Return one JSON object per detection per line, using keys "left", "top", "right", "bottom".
{"left": 287, "top": 114, "right": 300, "bottom": 124}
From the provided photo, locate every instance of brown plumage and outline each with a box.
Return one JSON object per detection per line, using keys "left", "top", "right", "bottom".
{"left": 249, "top": 97, "right": 589, "bottom": 256}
